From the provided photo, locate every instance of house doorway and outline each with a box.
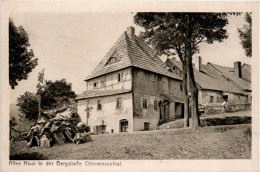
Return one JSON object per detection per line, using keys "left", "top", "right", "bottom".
{"left": 175, "top": 103, "right": 184, "bottom": 119}
{"left": 159, "top": 100, "right": 170, "bottom": 124}
{"left": 223, "top": 95, "right": 228, "bottom": 101}
{"left": 120, "top": 119, "right": 128, "bottom": 132}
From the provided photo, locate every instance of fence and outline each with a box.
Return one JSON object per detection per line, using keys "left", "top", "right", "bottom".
{"left": 204, "top": 103, "right": 251, "bottom": 114}
{"left": 225, "top": 103, "right": 251, "bottom": 112}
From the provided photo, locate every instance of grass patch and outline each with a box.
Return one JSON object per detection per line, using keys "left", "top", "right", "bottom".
{"left": 10, "top": 124, "right": 251, "bottom": 160}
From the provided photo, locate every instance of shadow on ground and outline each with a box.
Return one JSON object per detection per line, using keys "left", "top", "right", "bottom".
{"left": 10, "top": 152, "right": 47, "bottom": 160}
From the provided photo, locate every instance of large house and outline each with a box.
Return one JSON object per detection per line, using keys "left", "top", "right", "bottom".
{"left": 165, "top": 57, "right": 251, "bottom": 113}
{"left": 76, "top": 27, "right": 184, "bottom": 134}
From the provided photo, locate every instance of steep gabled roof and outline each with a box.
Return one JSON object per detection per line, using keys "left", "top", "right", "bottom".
{"left": 167, "top": 58, "right": 244, "bottom": 94}
{"left": 85, "top": 31, "right": 181, "bottom": 81}
{"left": 209, "top": 63, "right": 251, "bottom": 91}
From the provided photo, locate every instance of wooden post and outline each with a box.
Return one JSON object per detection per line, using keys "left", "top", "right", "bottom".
{"left": 38, "top": 92, "right": 41, "bottom": 120}
{"left": 37, "top": 69, "right": 45, "bottom": 120}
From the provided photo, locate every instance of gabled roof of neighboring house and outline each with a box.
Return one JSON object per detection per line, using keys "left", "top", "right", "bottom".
{"left": 209, "top": 63, "right": 251, "bottom": 91}
{"left": 85, "top": 29, "right": 181, "bottom": 81}
{"left": 167, "top": 58, "right": 244, "bottom": 94}
{"left": 76, "top": 89, "right": 132, "bottom": 100}
{"left": 241, "top": 63, "right": 251, "bottom": 82}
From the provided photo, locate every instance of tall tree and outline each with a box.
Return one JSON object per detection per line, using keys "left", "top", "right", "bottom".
{"left": 238, "top": 13, "right": 252, "bottom": 57}
{"left": 17, "top": 79, "right": 76, "bottom": 120}
{"left": 9, "top": 19, "right": 38, "bottom": 89}
{"left": 134, "top": 13, "right": 229, "bottom": 130}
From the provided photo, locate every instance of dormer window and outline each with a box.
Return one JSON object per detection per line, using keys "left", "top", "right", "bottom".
{"left": 105, "top": 51, "right": 123, "bottom": 66}
{"left": 106, "top": 56, "right": 121, "bottom": 65}
{"left": 106, "top": 53, "right": 123, "bottom": 66}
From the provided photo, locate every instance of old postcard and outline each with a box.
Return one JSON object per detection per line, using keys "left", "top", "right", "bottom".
{"left": 1, "top": 1, "right": 259, "bottom": 172}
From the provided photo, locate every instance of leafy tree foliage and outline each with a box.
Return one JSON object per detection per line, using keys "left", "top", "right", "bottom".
{"left": 238, "top": 13, "right": 252, "bottom": 57}
{"left": 134, "top": 13, "right": 229, "bottom": 130}
{"left": 41, "top": 79, "right": 76, "bottom": 110}
{"left": 9, "top": 117, "right": 18, "bottom": 128}
{"left": 17, "top": 79, "right": 76, "bottom": 120}
{"left": 9, "top": 19, "right": 38, "bottom": 89}
{"left": 17, "top": 91, "right": 39, "bottom": 120}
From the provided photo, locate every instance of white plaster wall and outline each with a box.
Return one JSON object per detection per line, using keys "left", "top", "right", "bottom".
{"left": 86, "top": 68, "right": 132, "bottom": 91}
{"left": 78, "top": 93, "right": 133, "bottom": 134}
{"left": 133, "top": 118, "right": 159, "bottom": 131}
{"left": 78, "top": 99, "right": 88, "bottom": 123}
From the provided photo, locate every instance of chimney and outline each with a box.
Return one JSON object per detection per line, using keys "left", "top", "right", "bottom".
{"left": 234, "top": 61, "right": 242, "bottom": 78}
{"left": 127, "top": 26, "right": 135, "bottom": 40}
{"left": 195, "top": 56, "right": 202, "bottom": 71}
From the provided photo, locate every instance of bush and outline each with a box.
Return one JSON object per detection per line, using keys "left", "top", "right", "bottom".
{"left": 201, "top": 116, "right": 251, "bottom": 127}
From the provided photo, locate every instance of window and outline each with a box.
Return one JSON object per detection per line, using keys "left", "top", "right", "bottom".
{"left": 116, "top": 98, "right": 122, "bottom": 109}
{"left": 162, "top": 80, "right": 167, "bottom": 92}
{"left": 154, "top": 100, "right": 158, "bottom": 111}
{"left": 245, "top": 95, "right": 248, "bottom": 103}
{"left": 172, "top": 66, "right": 176, "bottom": 70}
{"left": 106, "top": 56, "right": 121, "bottom": 65}
{"left": 93, "top": 81, "right": 98, "bottom": 88}
{"left": 223, "top": 95, "right": 228, "bottom": 101}
{"left": 118, "top": 73, "right": 121, "bottom": 82}
{"left": 217, "top": 96, "right": 222, "bottom": 103}
{"left": 97, "top": 100, "right": 102, "bottom": 110}
{"left": 101, "top": 125, "right": 106, "bottom": 134}
{"left": 144, "top": 122, "right": 150, "bottom": 131}
{"left": 93, "top": 125, "right": 106, "bottom": 134}
{"left": 111, "top": 129, "right": 114, "bottom": 134}
{"left": 180, "top": 83, "right": 183, "bottom": 92}
{"left": 143, "top": 98, "right": 147, "bottom": 109}
{"left": 209, "top": 96, "right": 214, "bottom": 103}
{"left": 101, "top": 77, "right": 106, "bottom": 87}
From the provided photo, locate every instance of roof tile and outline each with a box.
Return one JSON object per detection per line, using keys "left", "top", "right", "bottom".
{"left": 85, "top": 31, "right": 181, "bottom": 81}
{"left": 167, "top": 58, "right": 245, "bottom": 94}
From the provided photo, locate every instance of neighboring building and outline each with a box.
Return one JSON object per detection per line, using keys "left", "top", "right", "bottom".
{"left": 208, "top": 61, "right": 252, "bottom": 104}
{"left": 165, "top": 57, "right": 251, "bottom": 113}
{"left": 76, "top": 26, "right": 184, "bottom": 134}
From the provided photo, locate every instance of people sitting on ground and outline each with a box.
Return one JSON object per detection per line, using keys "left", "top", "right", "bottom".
{"left": 26, "top": 118, "right": 47, "bottom": 147}
{"left": 73, "top": 122, "right": 92, "bottom": 144}
{"left": 25, "top": 110, "right": 82, "bottom": 148}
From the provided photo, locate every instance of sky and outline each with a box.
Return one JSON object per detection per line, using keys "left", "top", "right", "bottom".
{"left": 10, "top": 13, "right": 251, "bottom": 104}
